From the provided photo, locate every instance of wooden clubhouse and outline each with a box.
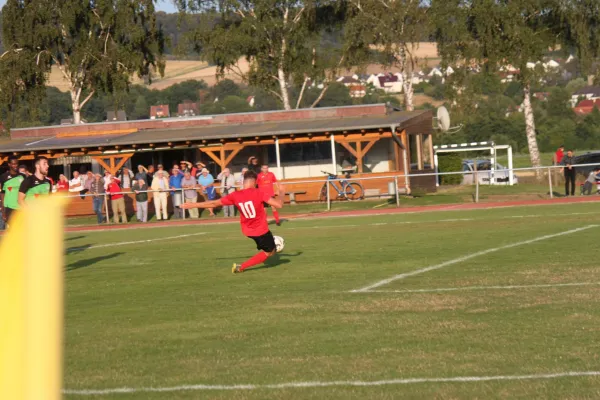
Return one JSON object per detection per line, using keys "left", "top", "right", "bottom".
{"left": 0, "top": 104, "right": 435, "bottom": 216}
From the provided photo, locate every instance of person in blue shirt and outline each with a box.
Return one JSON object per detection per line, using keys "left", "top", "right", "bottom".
{"left": 169, "top": 165, "right": 184, "bottom": 219}
{"left": 197, "top": 168, "right": 216, "bottom": 217}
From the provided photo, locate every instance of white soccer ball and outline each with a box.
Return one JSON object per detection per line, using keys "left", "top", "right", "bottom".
{"left": 274, "top": 235, "right": 285, "bottom": 253}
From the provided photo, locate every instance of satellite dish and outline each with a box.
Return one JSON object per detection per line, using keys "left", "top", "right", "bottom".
{"left": 434, "top": 106, "right": 463, "bottom": 133}
{"left": 437, "top": 106, "right": 451, "bottom": 132}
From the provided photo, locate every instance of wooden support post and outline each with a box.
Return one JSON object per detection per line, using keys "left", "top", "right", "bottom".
{"left": 356, "top": 141, "right": 363, "bottom": 173}
{"left": 91, "top": 154, "right": 133, "bottom": 175}
{"left": 223, "top": 145, "right": 244, "bottom": 167}
{"left": 199, "top": 148, "right": 224, "bottom": 169}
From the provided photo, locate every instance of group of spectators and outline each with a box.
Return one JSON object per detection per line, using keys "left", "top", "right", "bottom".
{"left": 0, "top": 155, "right": 274, "bottom": 228}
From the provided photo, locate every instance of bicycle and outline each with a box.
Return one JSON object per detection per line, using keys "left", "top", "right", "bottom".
{"left": 318, "top": 170, "right": 364, "bottom": 201}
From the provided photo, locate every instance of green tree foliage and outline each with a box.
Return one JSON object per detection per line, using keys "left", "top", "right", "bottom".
{"left": 175, "top": 1, "right": 370, "bottom": 110}
{"left": 346, "top": 0, "right": 430, "bottom": 111}
{"left": 437, "top": 153, "right": 463, "bottom": 185}
{"left": 1, "top": 0, "right": 166, "bottom": 124}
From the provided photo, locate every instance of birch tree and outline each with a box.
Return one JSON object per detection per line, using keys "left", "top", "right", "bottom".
{"left": 348, "top": 0, "right": 429, "bottom": 111}
{"left": 176, "top": 1, "right": 368, "bottom": 110}
{"left": 1, "top": 0, "right": 165, "bottom": 124}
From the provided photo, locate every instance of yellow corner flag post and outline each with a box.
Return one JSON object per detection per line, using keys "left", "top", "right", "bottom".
{"left": 0, "top": 196, "right": 67, "bottom": 400}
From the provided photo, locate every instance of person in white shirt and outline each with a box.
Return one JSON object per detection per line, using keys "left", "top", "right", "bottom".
{"left": 118, "top": 167, "right": 134, "bottom": 189}
{"left": 218, "top": 168, "right": 236, "bottom": 217}
{"left": 69, "top": 171, "right": 87, "bottom": 199}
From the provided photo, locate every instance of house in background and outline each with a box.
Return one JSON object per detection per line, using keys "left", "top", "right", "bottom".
{"left": 574, "top": 99, "right": 600, "bottom": 115}
{"left": 177, "top": 102, "right": 199, "bottom": 117}
{"left": 150, "top": 105, "right": 170, "bottom": 119}
{"left": 571, "top": 86, "right": 600, "bottom": 107}
{"left": 349, "top": 85, "right": 367, "bottom": 98}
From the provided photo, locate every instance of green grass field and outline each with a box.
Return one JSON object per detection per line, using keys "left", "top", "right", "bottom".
{"left": 62, "top": 202, "right": 600, "bottom": 399}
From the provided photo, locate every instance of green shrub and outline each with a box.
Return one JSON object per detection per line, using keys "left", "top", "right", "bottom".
{"left": 438, "top": 153, "right": 463, "bottom": 185}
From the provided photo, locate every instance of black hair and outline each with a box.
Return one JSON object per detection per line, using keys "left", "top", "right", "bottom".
{"left": 34, "top": 156, "right": 49, "bottom": 165}
{"left": 8, "top": 156, "right": 18, "bottom": 163}
{"left": 243, "top": 170, "right": 258, "bottom": 181}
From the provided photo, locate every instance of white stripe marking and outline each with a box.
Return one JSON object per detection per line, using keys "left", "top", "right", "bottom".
{"left": 63, "top": 371, "right": 600, "bottom": 395}
{"left": 364, "top": 282, "right": 600, "bottom": 294}
{"left": 67, "top": 232, "right": 206, "bottom": 253}
{"left": 352, "top": 225, "right": 599, "bottom": 293}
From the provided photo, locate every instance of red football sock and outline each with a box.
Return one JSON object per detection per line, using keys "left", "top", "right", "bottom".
{"left": 240, "top": 251, "right": 269, "bottom": 271}
{"left": 272, "top": 209, "right": 280, "bottom": 224}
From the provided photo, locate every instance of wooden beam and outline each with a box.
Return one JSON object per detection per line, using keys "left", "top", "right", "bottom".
{"left": 223, "top": 145, "right": 245, "bottom": 167}
{"left": 356, "top": 141, "right": 363, "bottom": 173}
{"left": 199, "top": 148, "right": 223, "bottom": 168}
{"left": 339, "top": 141, "right": 358, "bottom": 159}
{"left": 93, "top": 157, "right": 112, "bottom": 174}
{"left": 0, "top": 156, "right": 7, "bottom": 166}
{"left": 361, "top": 139, "right": 379, "bottom": 158}
{"left": 113, "top": 154, "right": 133, "bottom": 174}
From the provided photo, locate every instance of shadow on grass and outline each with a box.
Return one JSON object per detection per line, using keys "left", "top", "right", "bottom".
{"left": 66, "top": 244, "right": 92, "bottom": 255}
{"left": 66, "top": 252, "right": 124, "bottom": 272}
{"left": 65, "top": 235, "right": 85, "bottom": 241}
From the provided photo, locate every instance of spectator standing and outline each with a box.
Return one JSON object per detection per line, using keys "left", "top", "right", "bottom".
{"left": 218, "top": 168, "right": 236, "bottom": 217}
{"left": 151, "top": 171, "right": 169, "bottom": 220}
{"left": 194, "top": 161, "right": 205, "bottom": 179}
{"left": 147, "top": 165, "right": 155, "bottom": 184}
{"left": 135, "top": 165, "right": 148, "bottom": 184}
{"left": 89, "top": 173, "right": 105, "bottom": 224}
{"left": 257, "top": 164, "right": 281, "bottom": 225}
{"left": 554, "top": 145, "right": 565, "bottom": 166}
{"left": 561, "top": 150, "right": 576, "bottom": 197}
{"left": 84, "top": 171, "right": 94, "bottom": 193}
{"left": 181, "top": 171, "right": 199, "bottom": 218}
{"left": 236, "top": 167, "right": 248, "bottom": 187}
{"left": 247, "top": 156, "right": 260, "bottom": 174}
{"left": 132, "top": 179, "right": 149, "bottom": 222}
{"left": 69, "top": 171, "right": 86, "bottom": 199}
{"left": 107, "top": 176, "right": 127, "bottom": 224}
{"left": 103, "top": 171, "right": 112, "bottom": 190}
{"left": 56, "top": 174, "right": 69, "bottom": 192}
{"left": 169, "top": 166, "right": 184, "bottom": 219}
{"left": 197, "top": 168, "right": 216, "bottom": 217}
{"left": 118, "top": 167, "right": 134, "bottom": 189}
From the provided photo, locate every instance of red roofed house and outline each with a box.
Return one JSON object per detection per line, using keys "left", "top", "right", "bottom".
{"left": 150, "top": 105, "right": 170, "bottom": 119}
{"left": 349, "top": 85, "right": 367, "bottom": 98}
{"left": 177, "top": 102, "right": 199, "bottom": 117}
{"left": 574, "top": 99, "right": 600, "bottom": 115}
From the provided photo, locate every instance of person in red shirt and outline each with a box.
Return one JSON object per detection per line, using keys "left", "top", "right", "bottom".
{"left": 56, "top": 174, "right": 69, "bottom": 192}
{"left": 257, "top": 164, "right": 281, "bottom": 225}
{"left": 181, "top": 170, "right": 285, "bottom": 273}
{"left": 107, "top": 176, "right": 127, "bottom": 224}
{"left": 554, "top": 145, "right": 564, "bottom": 165}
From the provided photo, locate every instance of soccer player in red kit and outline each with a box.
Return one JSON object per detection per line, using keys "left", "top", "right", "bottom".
{"left": 181, "top": 170, "right": 285, "bottom": 274}
{"left": 257, "top": 164, "right": 281, "bottom": 225}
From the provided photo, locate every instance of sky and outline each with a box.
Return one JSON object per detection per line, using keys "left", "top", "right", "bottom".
{"left": 0, "top": 0, "right": 178, "bottom": 13}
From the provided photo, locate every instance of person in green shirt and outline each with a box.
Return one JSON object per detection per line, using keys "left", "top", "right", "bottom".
{"left": 18, "top": 156, "right": 52, "bottom": 207}
{"left": 0, "top": 156, "right": 26, "bottom": 225}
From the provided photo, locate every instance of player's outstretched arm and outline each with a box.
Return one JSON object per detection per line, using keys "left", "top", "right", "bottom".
{"left": 267, "top": 184, "right": 286, "bottom": 209}
{"left": 181, "top": 199, "right": 223, "bottom": 209}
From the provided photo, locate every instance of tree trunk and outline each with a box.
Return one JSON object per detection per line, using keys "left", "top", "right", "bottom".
{"left": 398, "top": 46, "right": 414, "bottom": 111}
{"left": 277, "top": 67, "right": 292, "bottom": 110}
{"left": 402, "top": 76, "right": 414, "bottom": 111}
{"left": 70, "top": 89, "right": 81, "bottom": 124}
{"left": 522, "top": 83, "right": 542, "bottom": 180}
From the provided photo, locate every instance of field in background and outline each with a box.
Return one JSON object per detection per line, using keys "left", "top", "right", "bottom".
{"left": 46, "top": 43, "right": 440, "bottom": 91}
{"left": 62, "top": 202, "right": 600, "bottom": 399}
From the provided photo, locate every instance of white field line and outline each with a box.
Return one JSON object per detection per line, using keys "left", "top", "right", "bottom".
{"left": 367, "top": 282, "right": 600, "bottom": 294}
{"left": 352, "top": 225, "right": 599, "bottom": 293}
{"left": 63, "top": 371, "right": 600, "bottom": 395}
{"left": 66, "top": 232, "right": 206, "bottom": 253}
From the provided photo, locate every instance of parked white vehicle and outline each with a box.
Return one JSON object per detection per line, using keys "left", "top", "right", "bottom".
{"left": 461, "top": 160, "right": 519, "bottom": 185}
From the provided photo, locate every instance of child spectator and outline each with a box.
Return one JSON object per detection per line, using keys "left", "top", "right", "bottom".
{"left": 582, "top": 168, "right": 600, "bottom": 195}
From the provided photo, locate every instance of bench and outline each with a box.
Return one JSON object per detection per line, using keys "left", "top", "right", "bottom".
{"left": 285, "top": 191, "right": 306, "bottom": 205}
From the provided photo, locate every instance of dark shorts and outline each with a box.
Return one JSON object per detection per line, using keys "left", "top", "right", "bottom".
{"left": 248, "top": 230, "right": 276, "bottom": 253}
{"left": 3, "top": 207, "right": 16, "bottom": 222}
